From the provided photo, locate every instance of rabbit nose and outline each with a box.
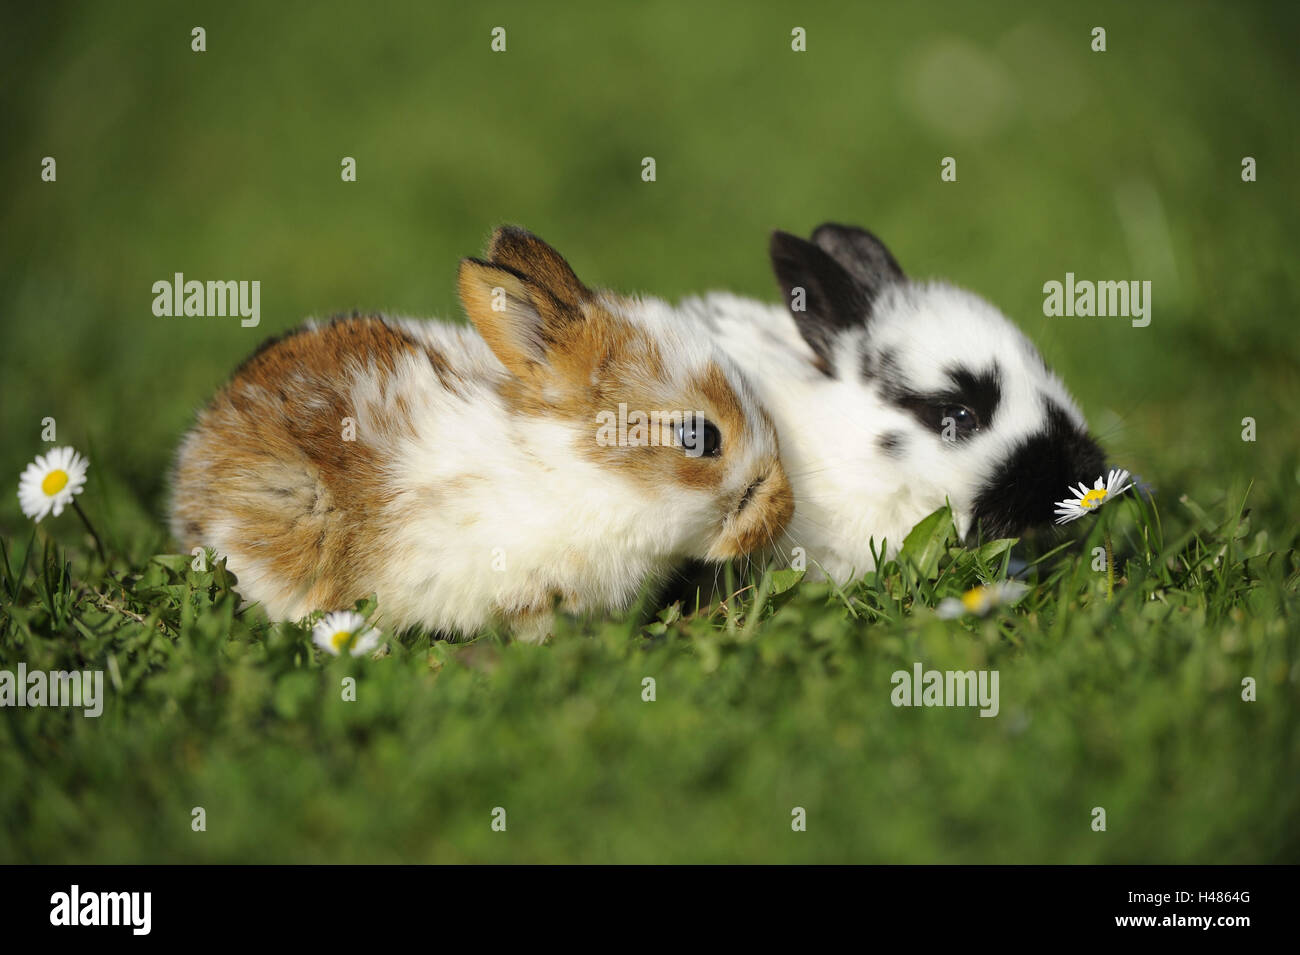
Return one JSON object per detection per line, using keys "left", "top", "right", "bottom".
{"left": 737, "top": 475, "right": 764, "bottom": 512}
{"left": 705, "top": 462, "right": 794, "bottom": 560}
{"left": 742, "top": 463, "right": 792, "bottom": 519}
{"left": 759, "top": 462, "right": 795, "bottom": 530}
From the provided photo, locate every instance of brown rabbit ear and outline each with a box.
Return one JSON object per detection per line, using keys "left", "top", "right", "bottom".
{"left": 486, "top": 226, "right": 590, "bottom": 308}
{"left": 457, "top": 258, "right": 580, "bottom": 378}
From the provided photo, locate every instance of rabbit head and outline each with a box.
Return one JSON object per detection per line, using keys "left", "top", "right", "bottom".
{"left": 460, "top": 226, "right": 795, "bottom": 565}
{"left": 768, "top": 223, "right": 1107, "bottom": 554}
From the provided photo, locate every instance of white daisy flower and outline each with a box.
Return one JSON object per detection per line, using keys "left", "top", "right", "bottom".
{"left": 17, "top": 447, "right": 89, "bottom": 522}
{"left": 311, "top": 610, "right": 382, "bottom": 657}
{"left": 937, "top": 580, "right": 1029, "bottom": 619}
{"left": 1054, "top": 468, "right": 1133, "bottom": 524}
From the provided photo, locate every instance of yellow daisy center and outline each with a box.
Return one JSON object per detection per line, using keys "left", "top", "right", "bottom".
{"left": 330, "top": 630, "right": 353, "bottom": 652}
{"left": 41, "top": 469, "right": 69, "bottom": 496}
{"left": 1080, "top": 488, "right": 1108, "bottom": 510}
{"left": 961, "top": 587, "right": 991, "bottom": 613}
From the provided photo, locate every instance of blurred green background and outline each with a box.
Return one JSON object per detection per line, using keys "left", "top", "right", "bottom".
{"left": 1, "top": 1, "right": 1297, "bottom": 862}
{"left": 3, "top": 0, "right": 1298, "bottom": 541}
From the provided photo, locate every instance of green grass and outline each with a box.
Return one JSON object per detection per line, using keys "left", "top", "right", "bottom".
{"left": 2, "top": 495, "right": 1296, "bottom": 862}
{"left": 2, "top": 0, "right": 1298, "bottom": 862}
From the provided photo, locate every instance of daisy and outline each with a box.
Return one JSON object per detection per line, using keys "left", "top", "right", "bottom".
{"left": 937, "top": 580, "right": 1029, "bottom": 619}
{"left": 312, "top": 610, "right": 383, "bottom": 657}
{"left": 1054, "top": 468, "right": 1133, "bottom": 524}
{"left": 18, "top": 447, "right": 89, "bottom": 522}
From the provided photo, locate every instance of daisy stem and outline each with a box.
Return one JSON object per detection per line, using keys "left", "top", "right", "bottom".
{"left": 1104, "top": 529, "right": 1114, "bottom": 601}
{"left": 72, "top": 499, "right": 108, "bottom": 565}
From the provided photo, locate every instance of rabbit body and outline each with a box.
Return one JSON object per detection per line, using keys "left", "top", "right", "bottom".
{"left": 171, "top": 229, "right": 794, "bottom": 639}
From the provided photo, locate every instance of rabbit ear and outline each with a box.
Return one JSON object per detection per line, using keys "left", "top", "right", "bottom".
{"left": 458, "top": 258, "right": 579, "bottom": 378}
{"left": 809, "top": 223, "right": 904, "bottom": 299}
{"left": 770, "top": 230, "right": 867, "bottom": 370}
{"left": 487, "top": 226, "right": 590, "bottom": 308}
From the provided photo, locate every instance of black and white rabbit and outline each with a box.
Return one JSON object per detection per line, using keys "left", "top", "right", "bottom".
{"left": 658, "top": 223, "right": 1107, "bottom": 582}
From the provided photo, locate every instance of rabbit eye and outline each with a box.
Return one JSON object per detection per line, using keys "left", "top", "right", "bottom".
{"left": 941, "top": 404, "right": 979, "bottom": 434}
{"left": 678, "top": 418, "right": 722, "bottom": 458}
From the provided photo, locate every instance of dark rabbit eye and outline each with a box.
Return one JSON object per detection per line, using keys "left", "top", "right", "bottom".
{"left": 678, "top": 418, "right": 722, "bottom": 458}
{"left": 940, "top": 405, "right": 979, "bottom": 434}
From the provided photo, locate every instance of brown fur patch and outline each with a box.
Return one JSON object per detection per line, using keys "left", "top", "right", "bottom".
{"left": 487, "top": 226, "right": 590, "bottom": 307}
{"left": 711, "top": 466, "right": 796, "bottom": 558}
{"left": 171, "top": 317, "right": 439, "bottom": 616}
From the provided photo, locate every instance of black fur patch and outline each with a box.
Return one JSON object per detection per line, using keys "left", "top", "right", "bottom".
{"left": 946, "top": 364, "right": 1002, "bottom": 430}
{"left": 970, "top": 401, "right": 1107, "bottom": 539}
{"left": 810, "top": 223, "right": 904, "bottom": 298}
{"left": 875, "top": 360, "right": 1002, "bottom": 442}
{"left": 770, "top": 230, "right": 868, "bottom": 376}
{"left": 877, "top": 431, "right": 905, "bottom": 458}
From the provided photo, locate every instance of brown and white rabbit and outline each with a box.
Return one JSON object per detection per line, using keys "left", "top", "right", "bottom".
{"left": 169, "top": 227, "right": 794, "bottom": 642}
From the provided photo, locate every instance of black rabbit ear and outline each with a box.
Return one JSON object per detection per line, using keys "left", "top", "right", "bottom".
{"left": 809, "top": 223, "right": 904, "bottom": 302}
{"left": 769, "top": 230, "right": 867, "bottom": 373}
